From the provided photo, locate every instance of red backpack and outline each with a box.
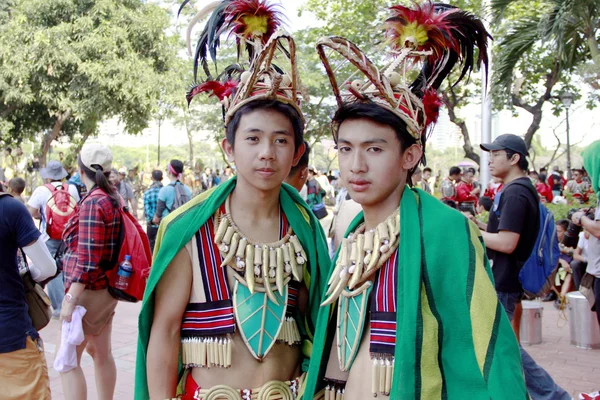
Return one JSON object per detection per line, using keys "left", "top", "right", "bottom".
{"left": 45, "top": 184, "right": 77, "bottom": 240}
{"left": 106, "top": 207, "right": 153, "bottom": 302}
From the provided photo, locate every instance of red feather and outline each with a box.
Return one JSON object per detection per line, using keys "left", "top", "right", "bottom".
{"left": 422, "top": 89, "right": 442, "bottom": 125}
{"left": 226, "top": 0, "right": 283, "bottom": 43}
{"left": 385, "top": 2, "right": 458, "bottom": 58}
{"left": 187, "top": 80, "right": 239, "bottom": 104}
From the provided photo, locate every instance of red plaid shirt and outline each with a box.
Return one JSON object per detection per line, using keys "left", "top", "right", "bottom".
{"left": 62, "top": 188, "right": 122, "bottom": 291}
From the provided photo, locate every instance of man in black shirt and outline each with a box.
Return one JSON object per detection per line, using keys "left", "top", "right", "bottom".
{"left": 480, "top": 134, "right": 570, "bottom": 400}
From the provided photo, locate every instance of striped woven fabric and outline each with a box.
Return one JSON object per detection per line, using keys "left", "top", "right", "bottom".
{"left": 304, "top": 187, "right": 528, "bottom": 400}
{"left": 370, "top": 250, "right": 398, "bottom": 354}
{"left": 181, "top": 300, "right": 235, "bottom": 337}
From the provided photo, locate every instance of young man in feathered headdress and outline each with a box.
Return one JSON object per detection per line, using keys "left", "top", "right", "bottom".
{"left": 303, "top": 3, "right": 528, "bottom": 399}
{"left": 134, "top": 1, "right": 330, "bottom": 399}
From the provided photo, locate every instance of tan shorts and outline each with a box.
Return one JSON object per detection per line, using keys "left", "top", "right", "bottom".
{"left": 0, "top": 336, "right": 51, "bottom": 400}
{"left": 78, "top": 288, "right": 118, "bottom": 336}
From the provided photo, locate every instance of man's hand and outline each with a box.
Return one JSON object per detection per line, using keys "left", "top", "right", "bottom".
{"left": 571, "top": 211, "right": 585, "bottom": 226}
{"left": 152, "top": 215, "right": 161, "bottom": 225}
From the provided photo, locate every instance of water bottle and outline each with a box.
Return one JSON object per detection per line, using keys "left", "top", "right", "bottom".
{"left": 115, "top": 255, "right": 133, "bottom": 291}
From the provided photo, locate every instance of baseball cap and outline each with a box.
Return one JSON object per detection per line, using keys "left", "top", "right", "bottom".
{"left": 118, "top": 167, "right": 127, "bottom": 175}
{"left": 480, "top": 134, "right": 529, "bottom": 156}
{"left": 40, "top": 160, "right": 68, "bottom": 181}
{"left": 80, "top": 143, "right": 113, "bottom": 172}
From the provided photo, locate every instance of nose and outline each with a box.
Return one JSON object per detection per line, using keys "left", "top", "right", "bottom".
{"left": 349, "top": 150, "right": 367, "bottom": 174}
{"left": 258, "top": 141, "right": 276, "bottom": 161}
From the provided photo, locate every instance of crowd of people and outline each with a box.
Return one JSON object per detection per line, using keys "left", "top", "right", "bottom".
{"left": 2, "top": 1, "right": 600, "bottom": 400}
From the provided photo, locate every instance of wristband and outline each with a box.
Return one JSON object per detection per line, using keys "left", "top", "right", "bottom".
{"left": 65, "top": 293, "right": 78, "bottom": 304}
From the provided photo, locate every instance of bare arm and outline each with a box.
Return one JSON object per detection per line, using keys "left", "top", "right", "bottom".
{"left": 581, "top": 216, "right": 600, "bottom": 239}
{"left": 480, "top": 230, "right": 520, "bottom": 254}
{"left": 147, "top": 248, "right": 192, "bottom": 400}
{"left": 573, "top": 246, "right": 586, "bottom": 262}
{"left": 27, "top": 204, "right": 41, "bottom": 219}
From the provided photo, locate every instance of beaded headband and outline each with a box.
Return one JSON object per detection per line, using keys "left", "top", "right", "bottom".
{"left": 316, "top": 2, "right": 490, "bottom": 144}
{"left": 181, "top": 0, "right": 306, "bottom": 126}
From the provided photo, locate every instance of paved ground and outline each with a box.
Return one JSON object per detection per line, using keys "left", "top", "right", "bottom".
{"left": 42, "top": 298, "right": 599, "bottom": 399}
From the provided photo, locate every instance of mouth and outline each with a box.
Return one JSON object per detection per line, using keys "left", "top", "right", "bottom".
{"left": 256, "top": 168, "right": 276, "bottom": 178}
{"left": 348, "top": 178, "right": 371, "bottom": 192}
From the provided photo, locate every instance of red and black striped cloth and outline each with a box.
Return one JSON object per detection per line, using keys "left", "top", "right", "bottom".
{"left": 369, "top": 250, "right": 399, "bottom": 355}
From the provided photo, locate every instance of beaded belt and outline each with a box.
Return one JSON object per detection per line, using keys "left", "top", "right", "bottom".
{"left": 182, "top": 373, "right": 303, "bottom": 400}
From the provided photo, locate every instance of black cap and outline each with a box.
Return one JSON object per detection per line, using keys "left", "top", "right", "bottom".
{"left": 480, "top": 134, "right": 529, "bottom": 156}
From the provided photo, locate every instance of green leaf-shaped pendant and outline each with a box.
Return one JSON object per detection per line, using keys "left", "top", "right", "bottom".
{"left": 233, "top": 281, "right": 288, "bottom": 360}
{"left": 337, "top": 285, "right": 372, "bottom": 371}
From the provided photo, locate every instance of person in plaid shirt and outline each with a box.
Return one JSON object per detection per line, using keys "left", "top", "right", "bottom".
{"left": 143, "top": 169, "right": 163, "bottom": 251}
{"left": 59, "top": 143, "right": 122, "bottom": 400}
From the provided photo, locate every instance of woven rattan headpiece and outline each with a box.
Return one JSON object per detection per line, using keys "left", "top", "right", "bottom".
{"left": 181, "top": 0, "right": 306, "bottom": 126}
{"left": 317, "top": 2, "right": 490, "bottom": 144}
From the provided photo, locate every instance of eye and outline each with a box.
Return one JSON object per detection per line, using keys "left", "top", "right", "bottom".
{"left": 275, "top": 137, "right": 288, "bottom": 144}
{"left": 338, "top": 146, "right": 352, "bottom": 154}
{"left": 246, "top": 136, "right": 259, "bottom": 142}
{"left": 367, "top": 147, "right": 383, "bottom": 153}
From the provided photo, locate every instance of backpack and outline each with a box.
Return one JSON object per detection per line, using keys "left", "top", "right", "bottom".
{"left": 168, "top": 181, "right": 190, "bottom": 212}
{"left": 518, "top": 201, "right": 560, "bottom": 297}
{"left": 494, "top": 180, "right": 560, "bottom": 297}
{"left": 44, "top": 183, "right": 77, "bottom": 240}
{"left": 106, "top": 206, "right": 152, "bottom": 302}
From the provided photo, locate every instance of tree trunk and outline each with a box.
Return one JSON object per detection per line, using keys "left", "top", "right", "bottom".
{"left": 587, "top": 35, "right": 600, "bottom": 65}
{"left": 39, "top": 110, "right": 71, "bottom": 166}
{"left": 442, "top": 91, "right": 480, "bottom": 165}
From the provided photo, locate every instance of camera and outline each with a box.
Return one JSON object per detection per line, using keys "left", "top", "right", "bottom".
{"left": 563, "top": 208, "right": 596, "bottom": 248}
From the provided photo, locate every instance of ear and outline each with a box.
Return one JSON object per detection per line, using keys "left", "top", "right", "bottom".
{"left": 291, "top": 142, "right": 306, "bottom": 167}
{"left": 509, "top": 153, "right": 520, "bottom": 167}
{"left": 221, "top": 137, "right": 235, "bottom": 162}
{"left": 299, "top": 166, "right": 308, "bottom": 179}
{"left": 402, "top": 144, "right": 423, "bottom": 171}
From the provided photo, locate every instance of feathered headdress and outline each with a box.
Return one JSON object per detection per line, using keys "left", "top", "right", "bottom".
{"left": 316, "top": 1, "right": 490, "bottom": 144}
{"left": 181, "top": 0, "right": 305, "bottom": 126}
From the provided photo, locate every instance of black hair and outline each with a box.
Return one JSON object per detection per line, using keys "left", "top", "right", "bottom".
{"left": 465, "top": 167, "right": 476, "bottom": 175}
{"left": 529, "top": 170, "right": 539, "bottom": 177}
{"left": 226, "top": 99, "right": 304, "bottom": 151}
{"left": 442, "top": 199, "right": 457, "bottom": 209}
{"left": 423, "top": 167, "right": 432, "bottom": 174}
{"left": 504, "top": 150, "right": 529, "bottom": 171}
{"left": 449, "top": 166, "right": 461, "bottom": 176}
{"left": 152, "top": 169, "right": 163, "bottom": 181}
{"left": 8, "top": 177, "right": 26, "bottom": 194}
{"left": 556, "top": 219, "right": 569, "bottom": 232}
{"left": 5, "top": 147, "right": 12, "bottom": 153}
{"left": 332, "top": 102, "right": 417, "bottom": 152}
{"left": 78, "top": 156, "right": 120, "bottom": 208}
{"left": 572, "top": 168, "right": 583, "bottom": 174}
{"left": 479, "top": 196, "right": 493, "bottom": 212}
{"left": 169, "top": 159, "right": 184, "bottom": 175}
{"left": 289, "top": 140, "right": 310, "bottom": 176}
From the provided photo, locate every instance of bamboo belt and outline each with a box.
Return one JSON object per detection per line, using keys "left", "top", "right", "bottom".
{"left": 195, "top": 376, "right": 302, "bottom": 400}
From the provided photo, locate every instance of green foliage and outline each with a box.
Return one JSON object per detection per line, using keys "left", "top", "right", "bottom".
{"left": 0, "top": 0, "right": 179, "bottom": 157}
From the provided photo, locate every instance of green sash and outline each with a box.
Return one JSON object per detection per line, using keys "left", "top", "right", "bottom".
{"left": 134, "top": 177, "right": 331, "bottom": 400}
{"left": 303, "top": 187, "right": 528, "bottom": 399}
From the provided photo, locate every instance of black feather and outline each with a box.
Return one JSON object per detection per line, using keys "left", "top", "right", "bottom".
{"left": 178, "top": 0, "right": 191, "bottom": 17}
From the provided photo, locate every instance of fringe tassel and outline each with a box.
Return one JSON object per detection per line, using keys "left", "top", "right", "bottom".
{"left": 277, "top": 317, "right": 301, "bottom": 345}
{"left": 181, "top": 336, "right": 232, "bottom": 369}
{"left": 323, "top": 384, "right": 345, "bottom": 400}
{"left": 371, "top": 356, "right": 394, "bottom": 396}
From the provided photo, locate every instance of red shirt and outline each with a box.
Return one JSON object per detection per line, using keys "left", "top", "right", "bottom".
{"left": 62, "top": 188, "right": 122, "bottom": 291}
{"left": 456, "top": 181, "right": 478, "bottom": 205}
{"left": 535, "top": 182, "right": 553, "bottom": 203}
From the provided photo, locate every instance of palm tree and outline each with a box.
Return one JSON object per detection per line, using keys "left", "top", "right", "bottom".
{"left": 492, "top": 0, "right": 599, "bottom": 65}
{"left": 489, "top": 0, "right": 593, "bottom": 149}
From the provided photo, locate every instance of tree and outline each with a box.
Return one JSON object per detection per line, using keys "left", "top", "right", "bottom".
{"left": 0, "top": 0, "right": 179, "bottom": 164}
{"left": 491, "top": 0, "right": 599, "bottom": 149}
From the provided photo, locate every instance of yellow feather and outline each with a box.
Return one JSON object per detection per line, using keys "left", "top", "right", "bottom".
{"left": 241, "top": 15, "right": 268, "bottom": 36}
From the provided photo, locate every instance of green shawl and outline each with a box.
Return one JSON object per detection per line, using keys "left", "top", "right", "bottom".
{"left": 303, "top": 188, "right": 527, "bottom": 399}
{"left": 134, "top": 177, "right": 331, "bottom": 400}
{"left": 583, "top": 140, "right": 600, "bottom": 194}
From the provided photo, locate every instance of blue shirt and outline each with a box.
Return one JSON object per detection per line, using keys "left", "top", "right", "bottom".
{"left": 157, "top": 181, "right": 192, "bottom": 217}
{"left": 0, "top": 195, "right": 41, "bottom": 353}
{"left": 143, "top": 182, "right": 163, "bottom": 223}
